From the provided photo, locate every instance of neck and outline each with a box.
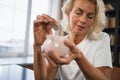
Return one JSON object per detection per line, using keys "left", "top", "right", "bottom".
{"left": 70, "top": 34, "right": 86, "bottom": 45}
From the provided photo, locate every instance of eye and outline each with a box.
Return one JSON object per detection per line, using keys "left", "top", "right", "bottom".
{"left": 75, "top": 10, "right": 82, "bottom": 15}
{"left": 87, "top": 14, "right": 95, "bottom": 19}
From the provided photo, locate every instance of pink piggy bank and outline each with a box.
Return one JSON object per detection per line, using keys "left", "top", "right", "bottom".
{"left": 41, "top": 35, "right": 69, "bottom": 57}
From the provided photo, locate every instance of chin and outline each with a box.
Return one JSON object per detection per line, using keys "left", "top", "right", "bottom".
{"left": 73, "top": 30, "right": 83, "bottom": 35}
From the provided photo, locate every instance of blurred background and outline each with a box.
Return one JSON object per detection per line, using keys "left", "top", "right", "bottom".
{"left": 0, "top": 0, "right": 64, "bottom": 80}
{"left": 0, "top": 0, "right": 120, "bottom": 80}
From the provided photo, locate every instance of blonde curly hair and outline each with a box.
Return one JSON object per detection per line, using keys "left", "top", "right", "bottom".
{"left": 61, "top": 0, "right": 107, "bottom": 40}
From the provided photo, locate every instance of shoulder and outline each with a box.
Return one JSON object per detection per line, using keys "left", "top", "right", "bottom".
{"left": 97, "top": 32, "right": 110, "bottom": 41}
{"left": 86, "top": 32, "right": 110, "bottom": 47}
{"left": 94, "top": 32, "right": 111, "bottom": 49}
{"left": 87, "top": 32, "right": 110, "bottom": 43}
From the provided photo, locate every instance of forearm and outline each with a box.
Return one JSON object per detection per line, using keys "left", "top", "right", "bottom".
{"left": 33, "top": 44, "right": 47, "bottom": 80}
{"left": 75, "top": 54, "right": 108, "bottom": 80}
{"left": 47, "top": 65, "right": 58, "bottom": 80}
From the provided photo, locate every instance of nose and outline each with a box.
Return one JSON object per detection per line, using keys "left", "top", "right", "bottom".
{"left": 79, "top": 14, "right": 87, "bottom": 24}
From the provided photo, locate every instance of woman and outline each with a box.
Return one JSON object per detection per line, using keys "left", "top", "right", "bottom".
{"left": 33, "top": 0, "right": 112, "bottom": 80}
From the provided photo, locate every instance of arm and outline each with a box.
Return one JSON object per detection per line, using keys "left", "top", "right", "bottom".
{"left": 56, "top": 36, "right": 112, "bottom": 80}
{"left": 33, "top": 44, "right": 47, "bottom": 80}
{"left": 75, "top": 53, "right": 112, "bottom": 80}
{"left": 45, "top": 55, "right": 59, "bottom": 80}
{"left": 34, "top": 44, "right": 59, "bottom": 80}
{"left": 33, "top": 14, "right": 59, "bottom": 80}
{"left": 47, "top": 47, "right": 112, "bottom": 80}
{"left": 65, "top": 36, "right": 112, "bottom": 80}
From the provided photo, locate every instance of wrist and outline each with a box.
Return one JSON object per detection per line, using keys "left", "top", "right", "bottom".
{"left": 34, "top": 42, "right": 42, "bottom": 47}
{"left": 75, "top": 55, "right": 81, "bottom": 62}
{"left": 74, "top": 51, "right": 83, "bottom": 62}
{"left": 33, "top": 43, "right": 42, "bottom": 52}
{"left": 48, "top": 65, "right": 58, "bottom": 69}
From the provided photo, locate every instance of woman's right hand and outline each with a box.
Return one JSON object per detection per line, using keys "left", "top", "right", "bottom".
{"left": 34, "top": 14, "right": 57, "bottom": 46}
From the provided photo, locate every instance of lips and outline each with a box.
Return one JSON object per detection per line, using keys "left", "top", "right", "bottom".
{"left": 76, "top": 25, "right": 85, "bottom": 30}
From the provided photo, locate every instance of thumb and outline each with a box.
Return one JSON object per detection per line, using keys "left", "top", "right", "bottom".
{"left": 64, "top": 39, "right": 78, "bottom": 54}
{"left": 64, "top": 38, "right": 75, "bottom": 51}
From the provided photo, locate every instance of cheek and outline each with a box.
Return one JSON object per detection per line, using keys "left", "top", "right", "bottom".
{"left": 86, "top": 22, "right": 94, "bottom": 32}
{"left": 87, "top": 20, "right": 94, "bottom": 28}
{"left": 69, "top": 12, "right": 77, "bottom": 26}
{"left": 69, "top": 19, "right": 76, "bottom": 31}
{"left": 69, "top": 16, "right": 77, "bottom": 27}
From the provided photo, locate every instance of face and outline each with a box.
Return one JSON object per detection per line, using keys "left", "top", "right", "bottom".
{"left": 68, "top": 0, "right": 96, "bottom": 36}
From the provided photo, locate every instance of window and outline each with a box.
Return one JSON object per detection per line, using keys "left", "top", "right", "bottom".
{"left": 0, "top": 0, "right": 60, "bottom": 57}
{"left": 0, "top": 0, "right": 28, "bottom": 57}
{"left": 28, "top": 0, "right": 51, "bottom": 55}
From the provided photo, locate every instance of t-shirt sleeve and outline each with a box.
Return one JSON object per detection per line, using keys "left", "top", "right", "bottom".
{"left": 93, "top": 33, "right": 113, "bottom": 68}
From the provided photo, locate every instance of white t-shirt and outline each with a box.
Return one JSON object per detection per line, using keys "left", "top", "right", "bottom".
{"left": 58, "top": 32, "right": 113, "bottom": 80}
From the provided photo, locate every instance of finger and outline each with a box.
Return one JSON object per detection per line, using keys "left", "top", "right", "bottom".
{"left": 42, "top": 14, "right": 57, "bottom": 23}
{"left": 46, "top": 25, "right": 52, "bottom": 34}
{"left": 36, "top": 14, "right": 58, "bottom": 31}
{"left": 47, "top": 50, "right": 59, "bottom": 60}
{"left": 41, "top": 14, "right": 58, "bottom": 27}
{"left": 64, "top": 39, "right": 75, "bottom": 50}
{"left": 36, "top": 15, "right": 49, "bottom": 24}
{"left": 44, "top": 54, "right": 58, "bottom": 67}
{"left": 37, "top": 14, "right": 52, "bottom": 24}
{"left": 34, "top": 19, "right": 42, "bottom": 27}
{"left": 37, "top": 15, "right": 41, "bottom": 19}
{"left": 34, "top": 19, "right": 52, "bottom": 34}
{"left": 64, "top": 38, "right": 78, "bottom": 54}
{"left": 48, "top": 50, "right": 71, "bottom": 64}
{"left": 36, "top": 15, "right": 54, "bottom": 31}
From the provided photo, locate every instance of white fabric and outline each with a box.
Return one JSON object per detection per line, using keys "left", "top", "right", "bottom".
{"left": 59, "top": 32, "right": 112, "bottom": 80}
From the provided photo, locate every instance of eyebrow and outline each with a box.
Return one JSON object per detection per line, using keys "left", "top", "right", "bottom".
{"left": 77, "top": 8, "right": 95, "bottom": 15}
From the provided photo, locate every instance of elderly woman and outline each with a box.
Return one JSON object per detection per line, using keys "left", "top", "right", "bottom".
{"left": 33, "top": 0, "right": 112, "bottom": 80}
